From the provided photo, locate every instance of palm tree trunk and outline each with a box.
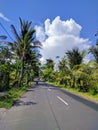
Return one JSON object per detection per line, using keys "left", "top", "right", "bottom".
{"left": 18, "top": 60, "right": 24, "bottom": 87}
{"left": 72, "top": 77, "right": 75, "bottom": 88}
{"left": 26, "top": 63, "right": 31, "bottom": 85}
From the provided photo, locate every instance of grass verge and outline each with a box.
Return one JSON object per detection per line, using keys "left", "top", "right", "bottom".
{"left": 0, "top": 84, "right": 32, "bottom": 109}
{"left": 48, "top": 82, "right": 98, "bottom": 103}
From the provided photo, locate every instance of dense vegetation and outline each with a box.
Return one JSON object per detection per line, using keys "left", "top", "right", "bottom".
{"left": 0, "top": 18, "right": 41, "bottom": 91}
{"left": 0, "top": 18, "right": 41, "bottom": 108}
{"left": 0, "top": 18, "right": 98, "bottom": 108}
{"left": 41, "top": 45, "right": 98, "bottom": 96}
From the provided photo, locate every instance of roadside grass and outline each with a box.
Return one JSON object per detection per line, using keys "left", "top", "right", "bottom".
{"left": 0, "top": 84, "right": 32, "bottom": 109}
{"left": 48, "top": 82, "right": 98, "bottom": 103}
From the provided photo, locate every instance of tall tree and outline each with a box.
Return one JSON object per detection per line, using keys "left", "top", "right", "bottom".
{"left": 89, "top": 45, "right": 98, "bottom": 63}
{"left": 4, "top": 18, "right": 41, "bottom": 86}
{"left": 66, "top": 47, "right": 85, "bottom": 69}
{"left": 89, "top": 30, "right": 98, "bottom": 63}
{"left": 45, "top": 59, "right": 54, "bottom": 70}
{"left": 0, "top": 46, "right": 12, "bottom": 90}
{"left": 58, "top": 56, "right": 68, "bottom": 73}
{"left": 41, "top": 58, "right": 55, "bottom": 81}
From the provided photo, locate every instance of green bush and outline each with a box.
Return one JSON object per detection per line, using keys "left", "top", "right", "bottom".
{"left": 0, "top": 85, "right": 31, "bottom": 108}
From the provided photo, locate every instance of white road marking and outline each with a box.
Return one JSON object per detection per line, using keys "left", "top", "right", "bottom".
{"left": 57, "top": 96, "right": 69, "bottom": 106}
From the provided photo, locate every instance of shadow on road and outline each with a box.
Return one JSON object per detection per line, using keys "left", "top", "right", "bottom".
{"left": 27, "top": 89, "right": 35, "bottom": 92}
{"left": 14, "top": 100, "right": 37, "bottom": 107}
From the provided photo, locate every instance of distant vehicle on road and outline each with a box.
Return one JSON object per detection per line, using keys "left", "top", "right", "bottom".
{"left": 34, "top": 78, "right": 40, "bottom": 85}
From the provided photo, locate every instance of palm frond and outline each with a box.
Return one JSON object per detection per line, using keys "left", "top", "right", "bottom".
{"left": 0, "top": 35, "right": 7, "bottom": 40}
{"left": 11, "top": 24, "right": 21, "bottom": 41}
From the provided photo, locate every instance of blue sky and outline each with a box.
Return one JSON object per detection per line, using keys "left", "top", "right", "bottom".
{"left": 0, "top": 0, "right": 98, "bottom": 62}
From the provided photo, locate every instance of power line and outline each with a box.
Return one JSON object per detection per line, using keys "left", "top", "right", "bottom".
{"left": 0, "top": 22, "right": 14, "bottom": 42}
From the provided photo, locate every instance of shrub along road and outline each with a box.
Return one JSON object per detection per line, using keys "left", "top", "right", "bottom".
{"left": 0, "top": 82, "right": 98, "bottom": 130}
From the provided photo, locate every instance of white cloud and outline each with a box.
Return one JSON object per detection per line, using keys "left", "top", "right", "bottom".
{"left": 0, "top": 12, "right": 10, "bottom": 22}
{"left": 35, "top": 25, "right": 46, "bottom": 42}
{"left": 45, "top": 16, "right": 82, "bottom": 37}
{"left": 35, "top": 16, "right": 91, "bottom": 63}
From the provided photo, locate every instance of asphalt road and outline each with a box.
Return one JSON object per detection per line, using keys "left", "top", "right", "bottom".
{"left": 0, "top": 82, "right": 98, "bottom": 130}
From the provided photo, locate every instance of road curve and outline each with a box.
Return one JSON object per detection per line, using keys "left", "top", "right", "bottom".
{"left": 0, "top": 82, "right": 98, "bottom": 130}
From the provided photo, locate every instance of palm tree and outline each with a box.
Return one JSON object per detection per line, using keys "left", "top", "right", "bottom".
{"left": 89, "top": 45, "right": 98, "bottom": 63}
{"left": 89, "top": 30, "right": 98, "bottom": 63}
{"left": 25, "top": 50, "right": 41, "bottom": 84}
{"left": 45, "top": 59, "right": 54, "bottom": 70}
{"left": 65, "top": 48, "right": 86, "bottom": 88}
{"left": 58, "top": 56, "right": 68, "bottom": 73}
{"left": 66, "top": 47, "right": 85, "bottom": 69}
{"left": 6, "top": 18, "right": 41, "bottom": 86}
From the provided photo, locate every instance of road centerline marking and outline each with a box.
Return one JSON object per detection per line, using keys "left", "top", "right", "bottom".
{"left": 57, "top": 96, "right": 69, "bottom": 106}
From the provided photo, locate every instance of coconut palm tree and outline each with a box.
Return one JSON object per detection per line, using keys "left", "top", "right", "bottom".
{"left": 89, "top": 45, "right": 98, "bottom": 63}
{"left": 65, "top": 48, "right": 86, "bottom": 88}
{"left": 66, "top": 47, "right": 85, "bottom": 69}
{"left": 6, "top": 18, "right": 41, "bottom": 86}
{"left": 25, "top": 50, "right": 41, "bottom": 84}
{"left": 45, "top": 59, "right": 54, "bottom": 70}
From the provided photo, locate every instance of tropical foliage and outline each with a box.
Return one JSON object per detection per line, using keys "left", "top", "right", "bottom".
{"left": 0, "top": 18, "right": 98, "bottom": 103}
{"left": 41, "top": 46, "right": 98, "bottom": 95}
{"left": 0, "top": 18, "right": 41, "bottom": 91}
